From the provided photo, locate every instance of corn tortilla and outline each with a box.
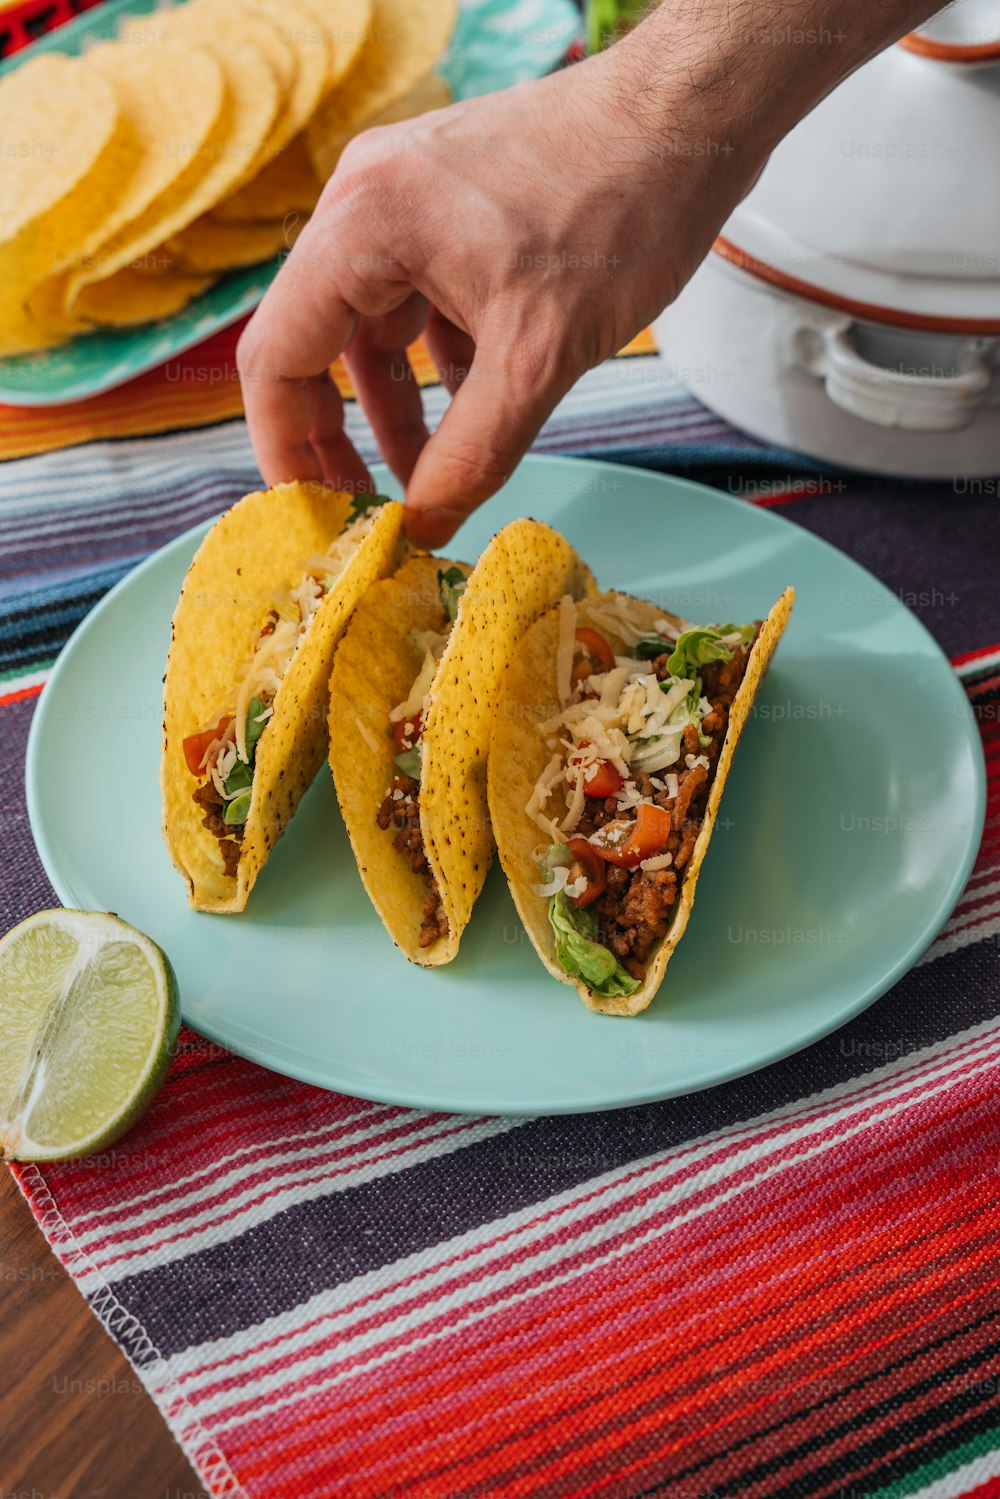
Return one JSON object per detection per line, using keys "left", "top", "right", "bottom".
{"left": 162, "top": 486, "right": 404, "bottom": 913}
{"left": 63, "top": 26, "right": 281, "bottom": 312}
{"left": 211, "top": 135, "right": 323, "bottom": 223}
{"left": 306, "top": 0, "right": 458, "bottom": 181}
{"left": 488, "top": 587, "right": 795, "bottom": 1015}
{"left": 329, "top": 520, "right": 593, "bottom": 964}
{"left": 211, "top": 0, "right": 329, "bottom": 166}
{"left": 28, "top": 40, "right": 225, "bottom": 338}
{"left": 0, "top": 53, "right": 125, "bottom": 355}
{"left": 213, "top": 0, "right": 374, "bottom": 220}
{"left": 167, "top": 214, "right": 296, "bottom": 274}
{"left": 73, "top": 265, "right": 214, "bottom": 326}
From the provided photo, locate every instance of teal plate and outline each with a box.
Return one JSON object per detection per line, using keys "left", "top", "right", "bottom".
{"left": 26, "top": 458, "right": 985, "bottom": 1115}
{"left": 0, "top": 0, "right": 580, "bottom": 406}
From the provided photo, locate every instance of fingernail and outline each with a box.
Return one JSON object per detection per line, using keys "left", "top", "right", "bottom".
{"left": 405, "top": 506, "right": 465, "bottom": 548}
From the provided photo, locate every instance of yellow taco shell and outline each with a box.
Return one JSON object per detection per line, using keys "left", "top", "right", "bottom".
{"left": 328, "top": 519, "right": 593, "bottom": 964}
{"left": 306, "top": 0, "right": 457, "bottom": 181}
{"left": 162, "top": 486, "right": 404, "bottom": 912}
{"left": 488, "top": 586, "right": 795, "bottom": 1014}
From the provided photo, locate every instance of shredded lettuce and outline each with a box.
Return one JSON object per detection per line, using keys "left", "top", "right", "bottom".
{"left": 634, "top": 634, "right": 677, "bottom": 660}
{"left": 716, "top": 622, "right": 757, "bottom": 645}
{"left": 394, "top": 746, "right": 421, "bottom": 780}
{"left": 224, "top": 789, "right": 252, "bottom": 825}
{"left": 541, "top": 843, "right": 572, "bottom": 877}
{"left": 547, "top": 890, "right": 639, "bottom": 999}
{"left": 666, "top": 627, "right": 732, "bottom": 681}
{"left": 224, "top": 760, "right": 252, "bottom": 794}
{"left": 245, "top": 695, "right": 267, "bottom": 758}
{"left": 437, "top": 566, "right": 467, "bottom": 624}
{"left": 665, "top": 622, "right": 754, "bottom": 679}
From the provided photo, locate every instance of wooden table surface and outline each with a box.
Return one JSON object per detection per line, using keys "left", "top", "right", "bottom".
{"left": 1, "top": 1169, "right": 210, "bottom": 1499}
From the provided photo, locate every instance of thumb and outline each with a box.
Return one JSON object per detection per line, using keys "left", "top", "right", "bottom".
{"left": 403, "top": 338, "right": 570, "bottom": 549}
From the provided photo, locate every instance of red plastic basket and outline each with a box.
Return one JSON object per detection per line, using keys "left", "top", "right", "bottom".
{"left": 0, "top": 0, "right": 104, "bottom": 60}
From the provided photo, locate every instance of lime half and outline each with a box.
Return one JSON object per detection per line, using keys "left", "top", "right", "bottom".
{"left": 0, "top": 910, "right": 180, "bottom": 1162}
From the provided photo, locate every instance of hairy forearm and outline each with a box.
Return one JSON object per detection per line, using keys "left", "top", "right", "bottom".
{"left": 610, "top": 0, "right": 942, "bottom": 170}
{"left": 577, "top": 0, "right": 941, "bottom": 298}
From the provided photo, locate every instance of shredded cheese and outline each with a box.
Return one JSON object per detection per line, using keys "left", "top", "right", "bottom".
{"left": 526, "top": 595, "right": 734, "bottom": 864}
{"left": 390, "top": 648, "right": 438, "bottom": 725}
{"left": 526, "top": 752, "right": 562, "bottom": 830}
{"left": 555, "top": 594, "right": 577, "bottom": 706}
{"left": 197, "top": 510, "right": 379, "bottom": 778}
{"left": 302, "top": 511, "right": 376, "bottom": 586}
{"left": 582, "top": 593, "right": 649, "bottom": 647}
{"left": 356, "top": 717, "right": 381, "bottom": 754}
{"left": 535, "top": 864, "right": 572, "bottom": 898}
{"left": 559, "top": 764, "right": 586, "bottom": 835}
{"left": 640, "top": 852, "right": 674, "bottom": 872}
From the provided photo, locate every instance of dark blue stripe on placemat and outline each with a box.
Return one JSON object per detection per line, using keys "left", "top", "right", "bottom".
{"left": 0, "top": 563, "right": 135, "bottom": 673}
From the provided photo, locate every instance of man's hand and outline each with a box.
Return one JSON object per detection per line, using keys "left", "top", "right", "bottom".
{"left": 238, "top": 0, "right": 938, "bottom": 547}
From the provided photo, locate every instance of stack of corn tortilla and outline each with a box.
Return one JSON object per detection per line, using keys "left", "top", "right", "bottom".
{"left": 0, "top": 0, "right": 456, "bottom": 355}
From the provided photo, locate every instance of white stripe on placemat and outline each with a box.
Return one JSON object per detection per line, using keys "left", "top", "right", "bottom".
{"left": 956, "top": 647, "right": 1000, "bottom": 679}
{"left": 900, "top": 1446, "right": 1000, "bottom": 1499}
{"left": 0, "top": 666, "right": 50, "bottom": 698}
{"left": 88, "top": 1115, "right": 529, "bottom": 1281}
{"left": 0, "top": 355, "right": 695, "bottom": 514}
{"left": 920, "top": 907, "right": 1000, "bottom": 965}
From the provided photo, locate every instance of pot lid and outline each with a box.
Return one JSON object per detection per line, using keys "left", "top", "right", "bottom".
{"left": 719, "top": 0, "right": 1000, "bottom": 329}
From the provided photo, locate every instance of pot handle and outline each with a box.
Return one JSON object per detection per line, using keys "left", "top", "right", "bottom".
{"left": 795, "top": 322, "right": 992, "bottom": 432}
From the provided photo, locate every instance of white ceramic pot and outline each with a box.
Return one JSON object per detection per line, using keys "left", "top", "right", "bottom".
{"left": 654, "top": 0, "right": 1000, "bottom": 477}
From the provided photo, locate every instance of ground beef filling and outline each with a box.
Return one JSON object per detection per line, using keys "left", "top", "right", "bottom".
{"left": 376, "top": 774, "right": 448, "bottom": 948}
{"left": 574, "top": 629, "right": 760, "bottom": 981}
{"left": 192, "top": 779, "right": 243, "bottom": 878}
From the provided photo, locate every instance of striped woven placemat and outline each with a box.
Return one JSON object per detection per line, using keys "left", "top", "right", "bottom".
{"left": 3, "top": 337, "right": 1000, "bottom": 1496}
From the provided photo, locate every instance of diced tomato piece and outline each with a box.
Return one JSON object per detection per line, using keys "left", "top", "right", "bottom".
{"left": 391, "top": 710, "right": 424, "bottom": 752}
{"left": 589, "top": 803, "right": 673, "bottom": 868}
{"left": 583, "top": 758, "right": 624, "bottom": 799}
{"left": 566, "top": 837, "right": 607, "bottom": 908}
{"left": 182, "top": 715, "right": 233, "bottom": 776}
{"left": 569, "top": 740, "right": 624, "bottom": 800}
{"left": 574, "top": 626, "right": 616, "bottom": 675}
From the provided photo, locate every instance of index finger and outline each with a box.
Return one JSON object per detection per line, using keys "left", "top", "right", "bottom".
{"left": 236, "top": 202, "right": 411, "bottom": 485}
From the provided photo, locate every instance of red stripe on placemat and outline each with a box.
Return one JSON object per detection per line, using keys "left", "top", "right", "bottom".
{"left": 221, "top": 1076, "right": 1000, "bottom": 1496}
{"left": 963, "top": 1478, "right": 1000, "bottom": 1499}
{"left": 750, "top": 483, "right": 828, "bottom": 509}
{"left": 0, "top": 682, "right": 42, "bottom": 708}
{"left": 954, "top": 642, "right": 1000, "bottom": 669}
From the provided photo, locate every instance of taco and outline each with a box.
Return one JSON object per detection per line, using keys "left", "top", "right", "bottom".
{"left": 488, "top": 585, "right": 795, "bottom": 1014}
{"left": 328, "top": 519, "right": 593, "bottom": 964}
{"left": 162, "top": 484, "right": 404, "bottom": 912}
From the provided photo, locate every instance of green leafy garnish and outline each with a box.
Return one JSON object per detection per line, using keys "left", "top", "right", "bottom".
{"left": 349, "top": 491, "right": 390, "bottom": 519}
{"left": 547, "top": 890, "right": 639, "bottom": 999}
{"left": 634, "top": 634, "right": 677, "bottom": 659}
{"left": 716, "top": 622, "right": 757, "bottom": 645}
{"left": 665, "top": 624, "right": 750, "bottom": 681}
{"left": 437, "top": 566, "right": 467, "bottom": 624}
{"left": 245, "top": 696, "right": 267, "bottom": 761}
{"left": 224, "top": 789, "right": 252, "bottom": 825}
{"left": 394, "top": 747, "right": 421, "bottom": 780}
{"left": 224, "top": 759, "right": 253, "bottom": 796}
